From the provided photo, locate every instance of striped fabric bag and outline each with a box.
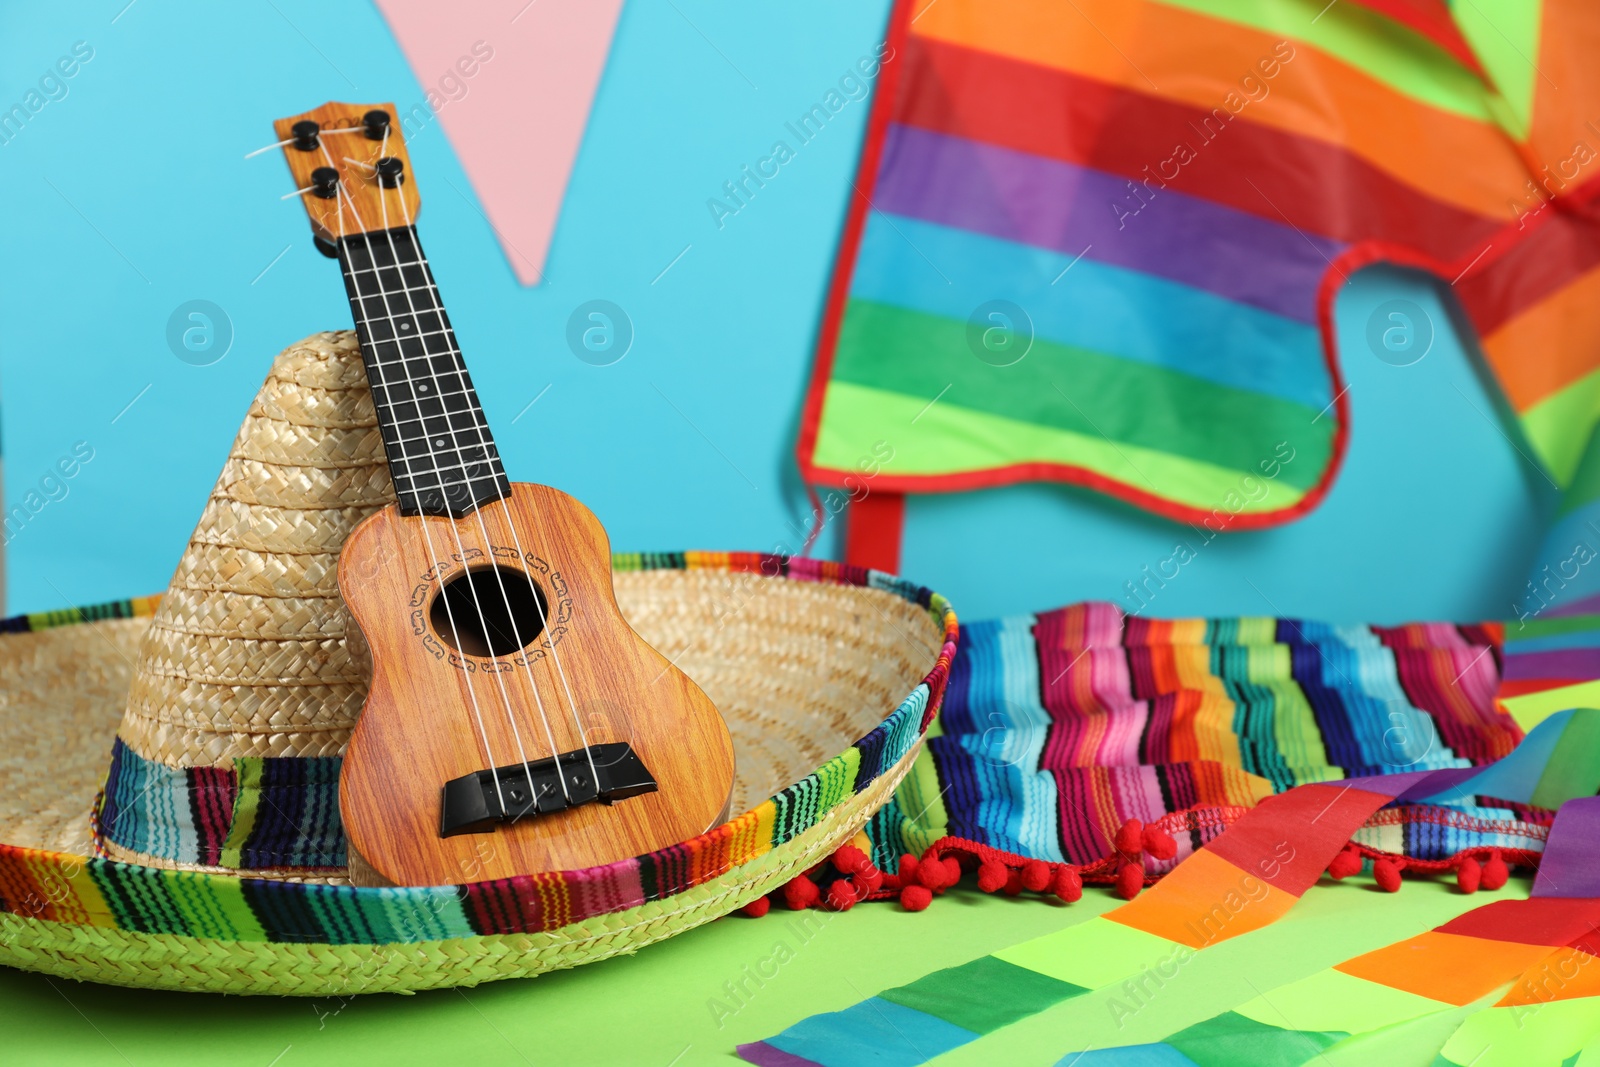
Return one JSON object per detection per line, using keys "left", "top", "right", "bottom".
{"left": 800, "top": 0, "right": 1600, "bottom": 566}
{"left": 862, "top": 601, "right": 1556, "bottom": 876}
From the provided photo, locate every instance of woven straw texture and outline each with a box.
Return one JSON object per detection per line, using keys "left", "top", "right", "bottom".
{"left": 115, "top": 331, "right": 381, "bottom": 777}
{"left": 0, "top": 332, "right": 954, "bottom": 993}
{"left": 0, "top": 620, "right": 145, "bottom": 858}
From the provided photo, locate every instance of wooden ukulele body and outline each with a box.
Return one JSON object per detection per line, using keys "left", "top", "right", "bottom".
{"left": 337, "top": 482, "right": 734, "bottom": 886}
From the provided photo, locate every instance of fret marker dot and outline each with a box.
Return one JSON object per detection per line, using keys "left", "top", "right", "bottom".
{"left": 418, "top": 384, "right": 429, "bottom": 392}
{"left": 400, "top": 322, "right": 412, "bottom": 331}
{"left": 435, "top": 439, "right": 446, "bottom": 448}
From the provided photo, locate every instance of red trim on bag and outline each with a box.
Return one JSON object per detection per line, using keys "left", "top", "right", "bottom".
{"left": 844, "top": 492, "right": 906, "bottom": 572}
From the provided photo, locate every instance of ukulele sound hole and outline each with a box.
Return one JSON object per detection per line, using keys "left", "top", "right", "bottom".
{"left": 429, "top": 566, "right": 550, "bottom": 657}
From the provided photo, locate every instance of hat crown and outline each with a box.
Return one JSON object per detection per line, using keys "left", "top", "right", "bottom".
{"left": 100, "top": 332, "right": 387, "bottom": 878}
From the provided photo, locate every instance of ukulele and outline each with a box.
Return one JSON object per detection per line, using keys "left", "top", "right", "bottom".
{"left": 273, "top": 102, "right": 734, "bottom": 887}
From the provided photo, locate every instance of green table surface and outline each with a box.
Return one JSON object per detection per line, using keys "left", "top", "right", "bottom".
{"left": 1, "top": 872, "right": 1523, "bottom": 1066}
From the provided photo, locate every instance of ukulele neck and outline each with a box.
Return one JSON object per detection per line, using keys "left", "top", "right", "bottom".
{"left": 336, "top": 225, "right": 510, "bottom": 518}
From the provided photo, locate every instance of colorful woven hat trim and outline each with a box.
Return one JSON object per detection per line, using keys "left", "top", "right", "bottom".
{"left": 0, "top": 552, "right": 957, "bottom": 945}
{"left": 99, "top": 739, "right": 345, "bottom": 871}
{"left": 0, "top": 596, "right": 161, "bottom": 634}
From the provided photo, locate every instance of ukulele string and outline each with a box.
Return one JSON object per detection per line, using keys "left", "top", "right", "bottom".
{"left": 245, "top": 127, "right": 363, "bottom": 159}
{"left": 390, "top": 178, "right": 603, "bottom": 794}
{"left": 324, "top": 153, "right": 520, "bottom": 817}
{"left": 245, "top": 137, "right": 293, "bottom": 159}
{"left": 369, "top": 126, "right": 577, "bottom": 804}
{"left": 363, "top": 154, "right": 561, "bottom": 811}
{"left": 341, "top": 176, "right": 537, "bottom": 814}
{"left": 492, "top": 470, "right": 603, "bottom": 790}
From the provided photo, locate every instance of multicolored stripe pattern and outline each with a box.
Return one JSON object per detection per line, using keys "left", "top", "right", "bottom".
{"left": 1514, "top": 429, "right": 1600, "bottom": 625}
{"left": 1072, "top": 798, "right": 1600, "bottom": 1066}
{"left": 798, "top": 0, "right": 1600, "bottom": 523}
{"left": 99, "top": 739, "right": 345, "bottom": 870}
{"left": 869, "top": 601, "right": 1520, "bottom": 871}
{"left": 741, "top": 709, "right": 1600, "bottom": 1067}
{"left": 741, "top": 954, "right": 1092, "bottom": 1067}
{"left": 1435, "top": 800, "right": 1600, "bottom": 1067}
{"left": 1500, "top": 428, "right": 1600, "bottom": 724}
{"left": 0, "top": 595, "right": 160, "bottom": 634}
{"left": 0, "top": 553, "right": 957, "bottom": 944}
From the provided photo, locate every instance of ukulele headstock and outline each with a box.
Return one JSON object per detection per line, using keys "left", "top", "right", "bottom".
{"left": 273, "top": 101, "right": 421, "bottom": 244}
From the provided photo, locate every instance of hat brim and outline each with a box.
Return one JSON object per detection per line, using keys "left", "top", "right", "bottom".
{"left": 0, "top": 553, "right": 956, "bottom": 995}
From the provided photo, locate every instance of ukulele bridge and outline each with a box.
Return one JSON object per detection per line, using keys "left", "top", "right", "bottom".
{"left": 439, "top": 743, "right": 658, "bottom": 837}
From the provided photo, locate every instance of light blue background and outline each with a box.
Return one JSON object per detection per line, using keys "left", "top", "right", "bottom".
{"left": 0, "top": 0, "right": 1555, "bottom": 624}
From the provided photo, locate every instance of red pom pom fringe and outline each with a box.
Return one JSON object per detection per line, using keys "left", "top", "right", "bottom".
{"left": 1373, "top": 857, "right": 1403, "bottom": 893}
{"left": 782, "top": 875, "right": 820, "bottom": 911}
{"left": 826, "top": 879, "right": 858, "bottom": 911}
{"left": 915, "top": 857, "right": 951, "bottom": 891}
{"left": 1142, "top": 826, "right": 1177, "bottom": 861}
{"left": 776, "top": 818, "right": 1528, "bottom": 918}
{"left": 1327, "top": 845, "right": 1363, "bottom": 881}
{"left": 977, "top": 860, "right": 1008, "bottom": 893}
{"left": 740, "top": 895, "right": 772, "bottom": 918}
{"left": 1483, "top": 850, "right": 1509, "bottom": 891}
{"left": 833, "top": 845, "right": 869, "bottom": 875}
{"left": 1021, "top": 860, "right": 1052, "bottom": 893}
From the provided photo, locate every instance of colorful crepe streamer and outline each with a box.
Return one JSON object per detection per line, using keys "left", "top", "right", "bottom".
{"left": 739, "top": 709, "right": 1600, "bottom": 1067}
{"left": 1063, "top": 798, "right": 1600, "bottom": 1065}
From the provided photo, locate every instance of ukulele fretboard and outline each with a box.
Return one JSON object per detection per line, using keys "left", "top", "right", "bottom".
{"left": 336, "top": 226, "right": 510, "bottom": 518}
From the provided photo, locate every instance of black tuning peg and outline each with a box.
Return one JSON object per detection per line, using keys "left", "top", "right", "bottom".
{"left": 291, "top": 120, "right": 320, "bottom": 151}
{"left": 375, "top": 157, "right": 405, "bottom": 188}
{"left": 363, "top": 109, "right": 391, "bottom": 141}
{"left": 310, "top": 167, "right": 340, "bottom": 199}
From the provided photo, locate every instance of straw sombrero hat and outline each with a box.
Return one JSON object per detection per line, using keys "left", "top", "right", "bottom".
{"left": 0, "top": 332, "right": 956, "bottom": 995}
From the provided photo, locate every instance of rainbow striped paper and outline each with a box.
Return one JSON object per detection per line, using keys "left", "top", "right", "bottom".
{"left": 741, "top": 709, "right": 1600, "bottom": 1067}
{"left": 1065, "top": 797, "right": 1600, "bottom": 1065}
{"left": 1432, "top": 798, "right": 1600, "bottom": 1067}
